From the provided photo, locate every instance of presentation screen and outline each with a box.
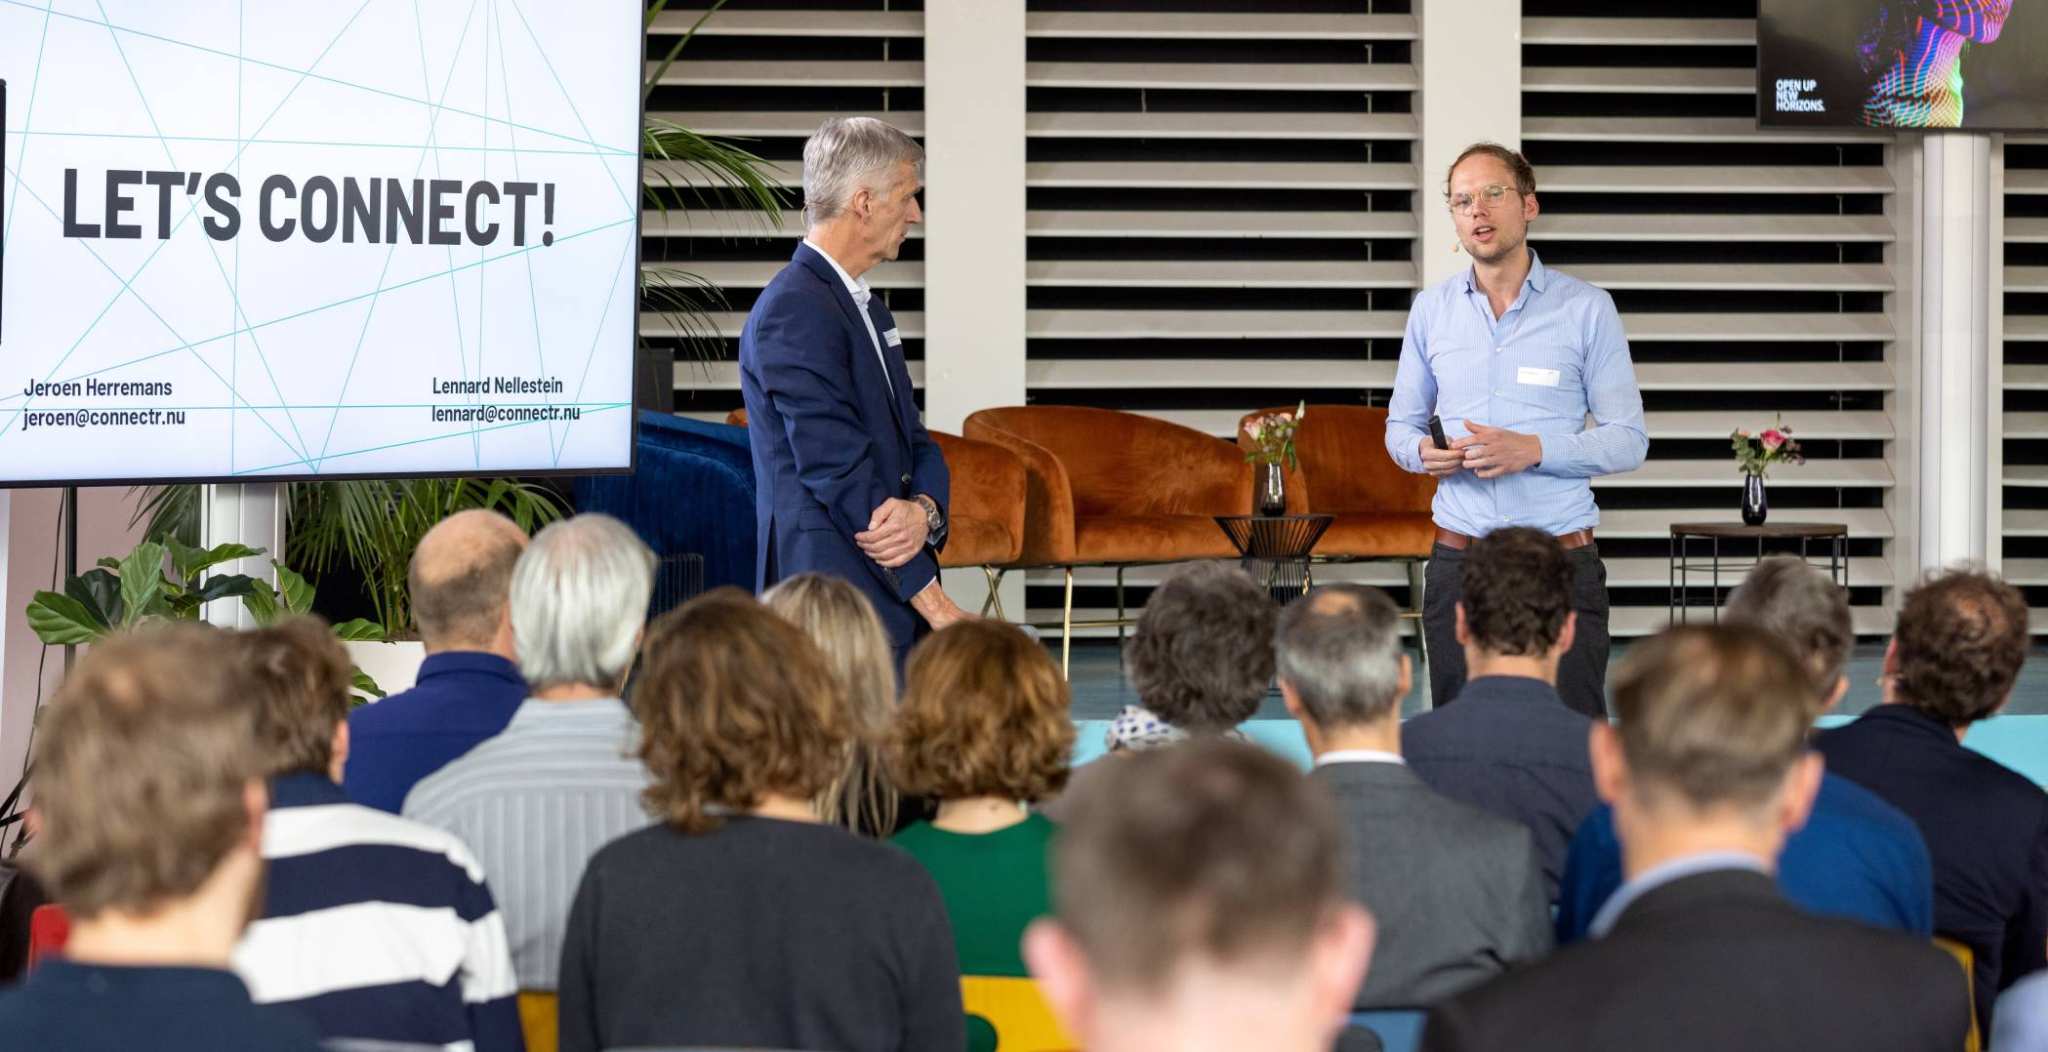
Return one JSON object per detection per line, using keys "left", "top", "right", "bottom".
{"left": 0, "top": 0, "right": 641, "bottom": 485}
{"left": 1759, "top": 0, "right": 2048, "bottom": 130}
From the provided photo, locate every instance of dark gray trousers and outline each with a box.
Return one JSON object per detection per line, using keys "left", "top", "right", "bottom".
{"left": 1422, "top": 542, "right": 1611, "bottom": 718}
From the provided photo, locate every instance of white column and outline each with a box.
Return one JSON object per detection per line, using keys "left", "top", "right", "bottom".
{"left": 1913, "top": 133, "right": 2000, "bottom": 571}
{"left": 200, "top": 483, "right": 285, "bottom": 627}
{"left": 1416, "top": 0, "right": 1523, "bottom": 286}
{"left": 922, "top": 0, "right": 1027, "bottom": 617}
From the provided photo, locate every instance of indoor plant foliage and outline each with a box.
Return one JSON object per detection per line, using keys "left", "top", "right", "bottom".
{"left": 24, "top": 538, "right": 388, "bottom": 699}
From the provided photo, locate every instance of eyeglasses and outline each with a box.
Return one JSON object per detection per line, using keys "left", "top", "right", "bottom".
{"left": 1445, "top": 183, "right": 1520, "bottom": 215}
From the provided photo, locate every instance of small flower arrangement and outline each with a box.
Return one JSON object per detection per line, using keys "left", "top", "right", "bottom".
{"left": 1730, "top": 421, "right": 1805, "bottom": 477}
{"left": 1243, "top": 402, "right": 1307, "bottom": 470}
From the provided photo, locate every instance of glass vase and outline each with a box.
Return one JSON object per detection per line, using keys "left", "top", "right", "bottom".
{"left": 1254, "top": 462, "right": 1288, "bottom": 517}
{"left": 1741, "top": 473, "right": 1768, "bottom": 527}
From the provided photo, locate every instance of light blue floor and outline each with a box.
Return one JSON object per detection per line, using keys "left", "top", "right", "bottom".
{"left": 1062, "top": 641, "right": 2048, "bottom": 784}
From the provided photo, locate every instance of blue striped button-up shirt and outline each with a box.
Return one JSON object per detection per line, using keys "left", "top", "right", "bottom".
{"left": 404, "top": 699, "right": 653, "bottom": 992}
{"left": 1385, "top": 253, "right": 1648, "bottom": 538}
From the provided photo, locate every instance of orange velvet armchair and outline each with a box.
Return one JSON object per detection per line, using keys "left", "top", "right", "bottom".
{"left": 725, "top": 409, "right": 1028, "bottom": 615}
{"left": 965, "top": 405, "right": 1252, "bottom": 671}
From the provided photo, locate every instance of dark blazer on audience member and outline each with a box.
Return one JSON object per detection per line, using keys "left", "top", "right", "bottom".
{"left": 1421, "top": 868, "right": 1971, "bottom": 1052}
{"left": 343, "top": 652, "right": 530, "bottom": 815}
{"left": 1401, "top": 675, "right": 1598, "bottom": 899}
{"left": 1553, "top": 771, "right": 1933, "bottom": 943}
{"left": 1314, "top": 760, "right": 1551, "bottom": 1008}
{"left": 1815, "top": 704, "right": 2048, "bottom": 1035}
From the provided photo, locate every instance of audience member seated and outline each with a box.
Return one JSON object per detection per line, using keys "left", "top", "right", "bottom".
{"left": 1045, "top": 562, "right": 1275, "bottom": 820}
{"left": 1995, "top": 969, "right": 2048, "bottom": 1052}
{"left": 0, "top": 627, "right": 323, "bottom": 1052}
{"left": 1555, "top": 557, "right": 1932, "bottom": 942}
{"left": 1279, "top": 585, "right": 1549, "bottom": 1008}
{"left": 887, "top": 621, "right": 1074, "bottom": 987}
{"left": 1421, "top": 625, "right": 1971, "bottom": 1052}
{"left": 1401, "top": 527, "right": 1598, "bottom": 898}
{"left": 764, "top": 572, "right": 919, "bottom": 836}
{"left": 1022, "top": 739, "right": 1373, "bottom": 1052}
{"left": 229, "top": 618, "right": 522, "bottom": 1052}
{"left": 558, "top": 589, "right": 964, "bottom": 1052}
{"left": 346, "top": 510, "right": 530, "bottom": 813}
{"left": 1814, "top": 568, "right": 2048, "bottom": 1039}
{"left": 405, "top": 513, "right": 656, "bottom": 993}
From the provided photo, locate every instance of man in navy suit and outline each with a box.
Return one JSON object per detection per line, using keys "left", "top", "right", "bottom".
{"left": 740, "top": 117, "right": 969, "bottom": 661}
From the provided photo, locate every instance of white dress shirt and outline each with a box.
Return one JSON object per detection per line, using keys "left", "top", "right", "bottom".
{"left": 1314, "top": 749, "right": 1408, "bottom": 768}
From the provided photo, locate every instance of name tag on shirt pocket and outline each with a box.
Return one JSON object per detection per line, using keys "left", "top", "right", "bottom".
{"left": 1517, "top": 366, "right": 1562, "bottom": 388}
{"left": 883, "top": 328, "right": 903, "bottom": 348}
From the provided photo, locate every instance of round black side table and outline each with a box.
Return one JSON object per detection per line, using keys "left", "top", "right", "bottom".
{"left": 1215, "top": 514, "right": 1335, "bottom": 604}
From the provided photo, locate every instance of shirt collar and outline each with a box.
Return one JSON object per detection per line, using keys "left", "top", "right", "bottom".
{"left": 505, "top": 697, "right": 632, "bottom": 729}
{"left": 414, "top": 651, "right": 524, "bottom": 688}
{"left": 1862, "top": 701, "right": 1968, "bottom": 743}
{"left": 1458, "top": 248, "right": 1548, "bottom": 296}
{"left": 801, "top": 238, "right": 871, "bottom": 309}
{"left": 269, "top": 771, "right": 351, "bottom": 810}
{"left": 1588, "top": 851, "right": 1770, "bottom": 937}
{"left": 1315, "top": 749, "right": 1407, "bottom": 768}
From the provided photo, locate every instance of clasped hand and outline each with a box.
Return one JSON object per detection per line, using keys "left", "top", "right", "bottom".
{"left": 1420, "top": 421, "right": 1542, "bottom": 480}
{"left": 856, "top": 497, "right": 928, "bottom": 568}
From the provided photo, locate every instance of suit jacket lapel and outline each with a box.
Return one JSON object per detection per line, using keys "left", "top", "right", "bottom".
{"left": 793, "top": 243, "right": 913, "bottom": 452}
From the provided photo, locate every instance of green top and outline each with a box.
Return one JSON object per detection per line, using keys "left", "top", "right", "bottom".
{"left": 892, "top": 812, "right": 1057, "bottom": 978}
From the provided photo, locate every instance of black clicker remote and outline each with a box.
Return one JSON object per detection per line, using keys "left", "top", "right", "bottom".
{"left": 1428, "top": 414, "right": 1449, "bottom": 451}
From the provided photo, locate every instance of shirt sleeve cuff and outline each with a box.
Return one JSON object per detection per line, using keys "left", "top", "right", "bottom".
{"left": 1536, "top": 433, "right": 1569, "bottom": 477}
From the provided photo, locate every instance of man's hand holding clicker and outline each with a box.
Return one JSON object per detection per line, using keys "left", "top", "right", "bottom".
{"left": 1418, "top": 437, "right": 1466, "bottom": 479}
{"left": 857, "top": 497, "right": 929, "bottom": 568}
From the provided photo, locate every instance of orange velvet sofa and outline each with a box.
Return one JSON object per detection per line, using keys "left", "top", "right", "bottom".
{"left": 965, "top": 405, "right": 1252, "bottom": 671}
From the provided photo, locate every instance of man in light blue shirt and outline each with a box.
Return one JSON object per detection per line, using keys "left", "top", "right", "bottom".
{"left": 1386, "top": 142, "right": 1647, "bottom": 717}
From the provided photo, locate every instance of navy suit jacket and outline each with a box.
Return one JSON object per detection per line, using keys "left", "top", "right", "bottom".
{"left": 738, "top": 243, "right": 949, "bottom": 649}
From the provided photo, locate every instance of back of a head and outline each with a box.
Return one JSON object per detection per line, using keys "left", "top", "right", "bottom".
{"left": 1610, "top": 625, "right": 1814, "bottom": 815}
{"left": 1723, "top": 556, "right": 1851, "bottom": 715}
{"left": 633, "top": 588, "right": 851, "bottom": 833}
{"left": 889, "top": 620, "right": 1076, "bottom": 804}
{"left": 230, "top": 616, "right": 355, "bottom": 778}
{"left": 1891, "top": 567, "right": 2029, "bottom": 726}
{"left": 408, "top": 509, "right": 527, "bottom": 650}
{"left": 1049, "top": 738, "right": 1345, "bottom": 992}
{"left": 762, "top": 572, "right": 897, "bottom": 739}
{"left": 1274, "top": 584, "right": 1406, "bottom": 729}
{"left": 511, "top": 513, "right": 655, "bottom": 691}
{"left": 31, "top": 624, "right": 261, "bottom": 919}
{"left": 1460, "top": 526, "right": 1571, "bottom": 656}
{"left": 1127, "top": 562, "right": 1277, "bottom": 732}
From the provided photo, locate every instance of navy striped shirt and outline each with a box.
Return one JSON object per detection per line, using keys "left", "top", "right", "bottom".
{"left": 234, "top": 774, "right": 524, "bottom": 1052}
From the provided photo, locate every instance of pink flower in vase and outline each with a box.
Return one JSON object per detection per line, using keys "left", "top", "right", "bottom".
{"left": 1760, "top": 429, "right": 1786, "bottom": 451}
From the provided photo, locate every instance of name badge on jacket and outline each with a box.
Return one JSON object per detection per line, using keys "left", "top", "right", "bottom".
{"left": 1517, "top": 366, "right": 1562, "bottom": 388}
{"left": 883, "top": 328, "right": 903, "bottom": 348}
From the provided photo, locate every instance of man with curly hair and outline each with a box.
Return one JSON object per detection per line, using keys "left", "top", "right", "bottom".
{"left": 1815, "top": 568, "right": 2047, "bottom": 1041}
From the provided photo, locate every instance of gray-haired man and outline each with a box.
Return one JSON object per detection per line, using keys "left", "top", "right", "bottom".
{"left": 1278, "top": 584, "right": 1550, "bottom": 1009}
{"left": 740, "top": 116, "right": 968, "bottom": 666}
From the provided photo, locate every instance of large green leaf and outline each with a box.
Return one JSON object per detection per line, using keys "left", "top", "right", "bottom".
{"left": 350, "top": 667, "right": 387, "bottom": 703}
{"left": 116, "top": 542, "right": 167, "bottom": 629}
{"left": 242, "top": 579, "right": 281, "bottom": 627}
{"left": 194, "top": 574, "right": 259, "bottom": 605}
{"left": 273, "top": 562, "right": 315, "bottom": 616}
{"left": 26, "top": 591, "right": 108, "bottom": 646}
{"left": 332, "top": 618, "right": 387, "bottom": 642}
{"left": 63, "top": 570, "right": 120, "bottom": 629}
{"left": 167, "top": 536, "right": 265, "bottom": 584}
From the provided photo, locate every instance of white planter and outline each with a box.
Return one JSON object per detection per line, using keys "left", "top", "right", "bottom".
{"left": 344, "top": 640, "right": 429, "bottom": 699}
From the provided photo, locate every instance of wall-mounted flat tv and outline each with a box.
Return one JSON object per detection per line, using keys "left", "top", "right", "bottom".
{"left": 1759, "top": 0, "right": 2047, "bottom": 130}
